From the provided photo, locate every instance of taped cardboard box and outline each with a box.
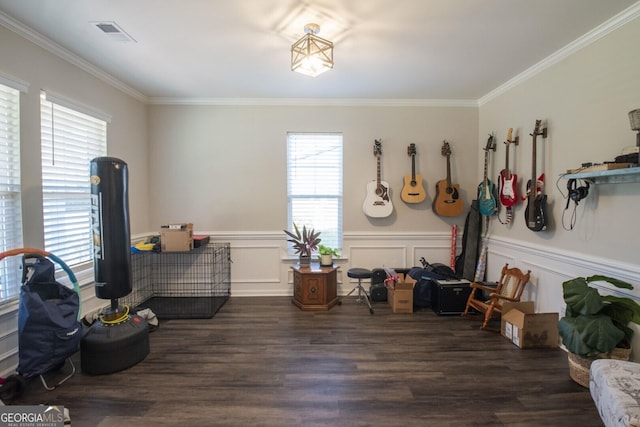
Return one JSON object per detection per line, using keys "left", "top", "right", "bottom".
{"left": 501, "top": 301, "right": 559, "bottom": 349}
{"left": 387, "top": 273, "right": 416, "bottom": 313}
{"left": 160, "top": 223, "right": 193, "bottom": 252}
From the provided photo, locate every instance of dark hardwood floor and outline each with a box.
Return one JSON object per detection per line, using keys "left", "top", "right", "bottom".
{"left": 11, "top": 296, "right": 602, "bottom": 426}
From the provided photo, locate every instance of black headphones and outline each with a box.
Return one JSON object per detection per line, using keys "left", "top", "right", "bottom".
{"left": 565, "top": 178, "right": 590, "bottom": 209}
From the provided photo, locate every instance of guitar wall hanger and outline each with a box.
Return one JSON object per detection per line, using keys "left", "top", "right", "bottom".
{"left": 505, "top": 135, "right": 520, "bottom": 146}
{"left": 534, "top": 126, "right": 548, "bottom": 139}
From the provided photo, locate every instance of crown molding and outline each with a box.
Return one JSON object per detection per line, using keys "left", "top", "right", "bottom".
{"left": 147, "top": 97, "right": 478, "bottom": 108}
{"left": 0, "top": 10, "right": 148, "bottom": 103}
{"left": 478, "top": 2, "right": 640, "bottom": 106}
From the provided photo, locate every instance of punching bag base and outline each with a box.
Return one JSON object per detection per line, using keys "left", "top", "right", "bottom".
{"left": 80, "top": 314, "right": 149, "bottom": 375}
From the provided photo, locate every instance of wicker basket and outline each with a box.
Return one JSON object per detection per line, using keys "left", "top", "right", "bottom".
{"left": 567, "top": 347, "right": 632, "bottom": 388}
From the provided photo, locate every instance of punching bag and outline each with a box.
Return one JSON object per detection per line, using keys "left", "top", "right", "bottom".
{"left": 90, "top": 157, "right": 132, "bottom": 299}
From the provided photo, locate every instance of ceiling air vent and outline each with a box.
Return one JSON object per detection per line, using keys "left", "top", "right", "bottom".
{"left": 91, "top": 21, "right": 136, "bottom": 42}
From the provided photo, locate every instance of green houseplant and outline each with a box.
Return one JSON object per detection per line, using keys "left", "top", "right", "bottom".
{"left": 317, "top": 244, "right": 340, "bottom": 266}
{"left": 558, "top": 274, "right": 640, "bottom": 386}
{"left": 283, "top": 223, "right": 321, "bottom": 266}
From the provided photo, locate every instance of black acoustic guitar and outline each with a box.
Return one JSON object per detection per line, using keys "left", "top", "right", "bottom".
{"left": 524, "top": 120, "right": 548, "bottom": 231}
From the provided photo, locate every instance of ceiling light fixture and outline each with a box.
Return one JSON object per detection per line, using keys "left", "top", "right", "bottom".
{"left": 291, "top": 23, "right": 333, "bottom": 77}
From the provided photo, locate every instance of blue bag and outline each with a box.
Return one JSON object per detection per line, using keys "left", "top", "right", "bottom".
{"left": 17, "top": 255, "right": 82, "bottom": 378}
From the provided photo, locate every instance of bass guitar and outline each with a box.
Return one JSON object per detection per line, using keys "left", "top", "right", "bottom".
{"left": 401, "top": 143, "right": 427, "bottom": 204}
{"left": 498, "top": 128, "right": 519, "bottom": 224}
{"left": 432, "top": 141, "right": 464, "bottom": 217}
{"left": 363, "top": 139, "right": 393, "bottom": 218}
{"left": 524, "top": 120, "right": 548, "bottom": 231}
{"left": 477, "top": 133, "right": 497, "bottom": 216}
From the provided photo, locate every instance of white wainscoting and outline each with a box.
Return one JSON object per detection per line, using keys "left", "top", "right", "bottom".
{"left": 2, "top": 231, "right": 639, "bottom": 377}
{"left": 485, "top": 235, "right": 640, "bottom": 361}
{"left": 218, "top": 231, "right": 454, "bottom": 296}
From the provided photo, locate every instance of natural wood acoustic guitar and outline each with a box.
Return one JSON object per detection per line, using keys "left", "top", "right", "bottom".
{"left": 401, "top": 143, "right": 427, "bottom": 204}
{"left": 432, "top": 141, "right": 464, "bottom": 217}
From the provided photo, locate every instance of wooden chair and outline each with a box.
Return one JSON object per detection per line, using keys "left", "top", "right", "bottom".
{"left": 462, "top": 263, "right": 531, "bottom": 330}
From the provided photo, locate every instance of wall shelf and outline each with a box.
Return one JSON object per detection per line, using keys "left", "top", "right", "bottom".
{"left": 562, "top": 166, "right": 640, "bottom": 184}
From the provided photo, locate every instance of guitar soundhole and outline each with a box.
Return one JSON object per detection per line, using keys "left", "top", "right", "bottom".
{"left": 376, "top": 188, "right": 383, "bottom": 196}
{"left": 445, "top": 187, "right": 459, "bottom": 200}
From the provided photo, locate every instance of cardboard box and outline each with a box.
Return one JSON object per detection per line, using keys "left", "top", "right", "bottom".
{"left": 501, "top": 301, "right": 559, "bottom": 349}
{"left": 387, "top": 273, "right": 416, "bottom": 313}
{"left": 160, "top": 223, "right": 193, "bottom": 252}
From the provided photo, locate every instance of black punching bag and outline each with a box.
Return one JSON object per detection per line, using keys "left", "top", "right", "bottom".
{"left": 90, "top": 157, "right": 132, "bottom": 300}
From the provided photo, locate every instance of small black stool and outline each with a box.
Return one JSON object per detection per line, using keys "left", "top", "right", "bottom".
{"left": 346, "top": 268, "right": 374, "bottom": 314}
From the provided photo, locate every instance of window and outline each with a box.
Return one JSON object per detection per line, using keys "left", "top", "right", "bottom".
{"left": 0, "top": 83, "right": 23, "bottom": 303}
{"left": 287, "top": 133, "right": 343, "bottom": 252}
{"left": 40, "top": 91, "right": 107, "bottom": 269}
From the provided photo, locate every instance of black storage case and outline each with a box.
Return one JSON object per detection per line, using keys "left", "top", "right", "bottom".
{"left": 369, "top": 282, "right": 387, "bottom": 302}
{"left": 430, "top": 279, "right": 472, "bottom": 315}
{"left": 369, "top": 268, "right": 414, "bottom": 302}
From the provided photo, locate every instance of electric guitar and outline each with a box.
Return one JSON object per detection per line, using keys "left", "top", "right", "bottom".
{"left": 432, "top": 141, "right": 464, "bottom": 217}
{"left": 401, "top": 143, "right": 427, "bottom": 204}
{"left": 477, "top": 133, "right": 497, "bottom": 216}
{"left": 524, "top": 120, "right": 548, "bottom": 231}
{"left": 363, "top": 139, "right": 393, "bottom": 218}
{"left": 499, "top": 128, "right": 519, "bottom": 206}
{"left": 498, "top": 128, "right": 519, "bottom": 224}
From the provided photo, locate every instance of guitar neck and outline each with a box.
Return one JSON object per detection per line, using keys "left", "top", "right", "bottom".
{"left": 377, "top": 155, "right": 381, "bottom": 188}
{"left": 446, "top": 154, "right": 452, "bottom": 187}
{"left": 411, "top": 154, "right": 416, "bottom": 181}
{"left": 483, "top": 150, "right": 489, "bottom": 186}
{"left": 528, "top": 129, "right": 539, "bottom": 224}
{"left": 504, "top": 128, "right": 516, "bottom": 180}
{"left": 505, "top": 143, "right": 511, "bottom": 180}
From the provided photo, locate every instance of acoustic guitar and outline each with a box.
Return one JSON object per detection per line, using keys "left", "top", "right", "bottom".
{"left": 401, "top": 143, "right": 427, "bottom": 204}
{"left": 477, "top": 133, "right": 497, "bottom": 216}
{"left": 432, "top": 141, "right": 464, "bottom": 217}
{"left": 362, "top": 139, "right": 393, "bottom": 218}
{"left": 524, "top": 120, "right": 548, "bottom": 231}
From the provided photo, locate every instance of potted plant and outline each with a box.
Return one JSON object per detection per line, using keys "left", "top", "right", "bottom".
{"left": 558, "top": 274, "right": 640, "bottom": 387}
{"left": 283, "top": 223, "right": 321, "bottom": 267}
{"left": 317, "top": 244, "right": 340, "bottom": 266}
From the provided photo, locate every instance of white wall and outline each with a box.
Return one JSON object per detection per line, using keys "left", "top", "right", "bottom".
{"left": 147, "top": 104, "right": 478, "bottom": 234}
{"left": 479, "top": 15, "right": 640, "bottom": 358}
{"left": 480, "top": 16, "right": 640, "bottom": 265}
{"left": 0, "top": 24, "right": 149, "bottom": 376}
{"left": 2, "top": 11, "right": 640, "bottom": 377}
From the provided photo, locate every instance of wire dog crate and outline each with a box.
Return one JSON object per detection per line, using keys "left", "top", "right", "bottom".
{"left": 123, "top": 242, "right": 230, "bottom": 319}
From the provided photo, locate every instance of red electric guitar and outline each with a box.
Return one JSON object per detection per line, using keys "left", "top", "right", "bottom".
{"left": 498, "top": 128, "right": 519, "bottom": 223}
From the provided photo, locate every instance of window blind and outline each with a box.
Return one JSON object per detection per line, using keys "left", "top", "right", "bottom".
{"left": 287, "top": 133, "right": 343, "bottom": 251}
{"left": 0, "top": 83, "right": 23, "bottom": 303}
{"left": 40, "top": 91, "right": 107, "bottom": 269}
